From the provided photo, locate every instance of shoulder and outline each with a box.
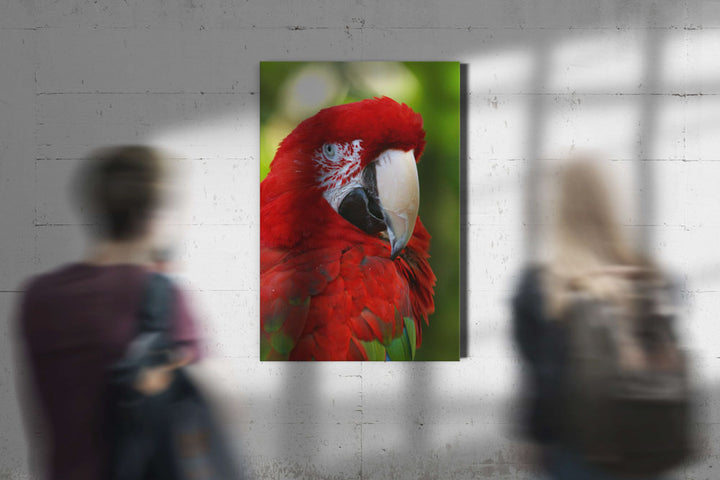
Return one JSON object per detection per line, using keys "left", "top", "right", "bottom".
{"left": 513, "top": 264, "right": 546, "bottom": 300}
{"left": 19, "top": 275, "right": 43, "bottom": 302}
{"left": 20, "top": 262, "right": 74, "bottom": 289}
{"left": 138, "top": 274, "right": 207, "bottom": 350}
{"left": 18, "top": 261, "right": 149, "bottom": 313}
{"left": 18, "top": 263, "right": 84, "bottom": 304}
{"left": 141, "top": 272, "right": 198, "bottom": 316}
{"left": 511, "top": 264, "right": 553, "bottom": 327}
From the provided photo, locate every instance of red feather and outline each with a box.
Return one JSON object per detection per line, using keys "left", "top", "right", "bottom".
{"left": 261, "top": 97, "right": 436, "bottom": 360}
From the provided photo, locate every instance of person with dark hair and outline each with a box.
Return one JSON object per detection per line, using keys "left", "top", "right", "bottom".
{"left": 15, "top": 146, "right": 202, "bottom": 480}
{"left": 81, "top": 145, "right": 167, "bottom": 241}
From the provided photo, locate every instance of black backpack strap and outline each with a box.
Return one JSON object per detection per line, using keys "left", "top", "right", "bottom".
{"left": 113, "top": 273, "right": 176, "bottom": 376}
{"left": 137, "top": 272, "right": 175, "bottom": 334}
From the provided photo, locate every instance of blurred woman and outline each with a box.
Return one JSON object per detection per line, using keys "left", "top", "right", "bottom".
{"left": 512, "top": 158, "right": 682, "bottom": 480}
{"left": 15, "top": 146, "right": 201, "bottom": 480}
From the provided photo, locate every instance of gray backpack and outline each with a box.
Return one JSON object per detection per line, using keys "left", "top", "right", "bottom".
{"left": 562, "top": 276, "right": 692, "bottom": 475}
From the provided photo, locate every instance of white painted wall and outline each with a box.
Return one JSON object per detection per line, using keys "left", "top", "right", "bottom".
{"left": 1, "top": 1, "right": 719, "bottom": 478}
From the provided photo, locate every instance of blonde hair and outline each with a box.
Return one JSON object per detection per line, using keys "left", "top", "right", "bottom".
{"left": 545, "top": 158, "right": 653, "bottom": 317}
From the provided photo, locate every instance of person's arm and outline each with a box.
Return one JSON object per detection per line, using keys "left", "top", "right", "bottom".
{"left": 134, "top": 284, "right": 202, "bottom": 395}
{"left": 169, "top": 286, "right": 203, "bottom": 362}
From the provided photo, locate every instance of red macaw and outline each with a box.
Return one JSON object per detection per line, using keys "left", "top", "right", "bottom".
{"left": 260, "top": 96, "right": 436, "bottom": 360}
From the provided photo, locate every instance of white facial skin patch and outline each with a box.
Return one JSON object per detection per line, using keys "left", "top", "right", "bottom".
{"left": 315, "top": 140, "right": 420, "bottom": 258}
{"left": 316, "top": 139, "right": 364, "bottom": 211}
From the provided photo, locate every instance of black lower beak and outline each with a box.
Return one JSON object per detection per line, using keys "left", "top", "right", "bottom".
{"left": 338, "top": 187, "right": 386, "bottom": 236}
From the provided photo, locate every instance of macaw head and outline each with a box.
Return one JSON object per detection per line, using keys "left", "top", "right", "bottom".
{"left": 263, "top": 97, "right": 426, "bottom": 258}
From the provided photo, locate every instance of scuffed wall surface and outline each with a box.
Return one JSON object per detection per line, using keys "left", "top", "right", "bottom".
{"left": 1, "top": 1, "right": 719, "bottom": 478}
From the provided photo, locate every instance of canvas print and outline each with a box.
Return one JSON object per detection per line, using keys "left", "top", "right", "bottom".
{"left": 260, "top": 62, "right": 460, "bottom": 361}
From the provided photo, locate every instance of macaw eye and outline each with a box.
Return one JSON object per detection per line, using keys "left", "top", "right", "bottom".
{"left": 322, "top": 143, "right": 338, "bottom": 161}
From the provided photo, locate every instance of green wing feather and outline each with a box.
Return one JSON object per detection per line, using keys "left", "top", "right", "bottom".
{"left": 359, "top": 317, "right": 417, "bottom": 361}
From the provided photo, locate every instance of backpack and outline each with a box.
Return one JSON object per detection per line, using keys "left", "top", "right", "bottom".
{"left": 561, "top": 274, "right": 692, "bottom": 475}
{"left": 106, "top": 273, "right": 243, "bottom": 480}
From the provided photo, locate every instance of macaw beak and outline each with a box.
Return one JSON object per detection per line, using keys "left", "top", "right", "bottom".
{"left": 375, "top": 149, "right": 419, "bottom": 258}
{"left": 338, "top": 149, "right": 419, "bottom": 259}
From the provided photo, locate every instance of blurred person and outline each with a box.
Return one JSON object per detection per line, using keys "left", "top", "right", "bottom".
{"left": 14, "top": 146, "right": 202, "bottom": 480}
{"left": 512, "top": 158, "right": 691, "bottom": 480}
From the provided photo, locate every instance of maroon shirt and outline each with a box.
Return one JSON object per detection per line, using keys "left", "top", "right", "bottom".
{"left": 16, "top": 263, "right": 202, "bottom": 480}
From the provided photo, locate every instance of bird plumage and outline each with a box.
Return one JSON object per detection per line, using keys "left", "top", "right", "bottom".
{"left": 261, "top": 97, "right": 436, "bottom": 360}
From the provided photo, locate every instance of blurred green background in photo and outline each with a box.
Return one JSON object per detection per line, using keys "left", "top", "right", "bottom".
{"left": 261, "top": 61, "right": 460, "bottom": 361}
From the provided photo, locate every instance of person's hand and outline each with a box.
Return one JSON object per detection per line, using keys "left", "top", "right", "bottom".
{"left": 134, "top": 365, "right": 175, "bottom": 395}
{"left": 134, "top": 350, "right": 191, "bottom": 395}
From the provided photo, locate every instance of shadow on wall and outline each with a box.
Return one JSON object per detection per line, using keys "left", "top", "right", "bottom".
{"left": 125, "top": 2, "right": 720, "bottom": 478}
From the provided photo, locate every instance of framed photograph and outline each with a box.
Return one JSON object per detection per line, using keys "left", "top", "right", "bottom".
{"left": 260, "top": 61, "right": 460, "bottom": 361}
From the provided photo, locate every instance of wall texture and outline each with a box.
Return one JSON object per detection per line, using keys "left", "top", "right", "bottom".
{"left": 1, "top": 1, "right": 719, "bottom": 478}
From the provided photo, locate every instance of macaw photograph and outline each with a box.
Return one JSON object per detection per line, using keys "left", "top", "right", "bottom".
{"left": 260, "top": 61, "right": 460, "bottom": 361}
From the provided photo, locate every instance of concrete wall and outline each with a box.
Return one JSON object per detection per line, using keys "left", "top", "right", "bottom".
{"left": 1, "top": 1, "right": 719, "bottom": 478}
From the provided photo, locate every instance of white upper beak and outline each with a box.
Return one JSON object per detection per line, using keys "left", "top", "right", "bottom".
{"left": 374, "top": 149, "right": 419, "bottom": 259}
